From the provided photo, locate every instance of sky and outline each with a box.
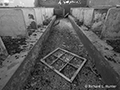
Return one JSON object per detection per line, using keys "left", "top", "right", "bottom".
{"left": 12, "top": 0, "right": 34, "bottom": 7}
{"left": 1, "top": 0, "right": 120, "bottom": 7}
{"left": 0, "top": 0, "right": 35, "bottom": 7}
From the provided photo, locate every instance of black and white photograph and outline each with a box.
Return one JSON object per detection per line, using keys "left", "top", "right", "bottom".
{"left": 0, "top": 0, "right": 120, "bottom": 90}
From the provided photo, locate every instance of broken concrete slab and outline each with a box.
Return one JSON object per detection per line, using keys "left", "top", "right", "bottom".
{"left": 34, "top": 8, "right": 44, "bottom": 26}
{"left": 0, "top": 9, "right": 27, "bottom": 38}
{"left": 83, "top": 8, "right": 94, "bottom": 26}
{"left": 71, "top": 8, "right": 94, "bottom": 26}
{"left": 91, "top": 9, "right": 108, "bottom": 31}
{"left": 71, "top": 8, "right": 84, "bottom": 22}
{"left": 21, "top": 8, "right": 37, "bottom": 35}
{"left": 101, "top": 7, "right": 120, "bottom": 40}
{"left": 34, "top": 8, "right": 54, "bottom": 27}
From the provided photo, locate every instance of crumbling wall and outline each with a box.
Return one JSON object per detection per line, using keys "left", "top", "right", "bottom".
{"left": 101, "top": 8, "right": 120, "bottom": 39}
{"left": 91, "top": 9, "right": 108, "bottom": 37}
{"left": 71, "top": 8, "right": 84, "bottom": 22}
{"left": 1, "top": 16, "right": 56, "bottom": 90}
{"left": 71, "top": 8, "right": 94, "bottom": 26}
{"left": 71, "top": 8, "right": 109, "bottom": 37}
{"left": 0, "top": 9, "right": 27, "bottom": 38}
{"left": 83, "top": 8, "right": 94, "bottom": 26}
{"left": 21, "top": 8, "right": 37, "bottom": 36}
{"left": 34, "top": 8, "right": 54, "bottom": 26}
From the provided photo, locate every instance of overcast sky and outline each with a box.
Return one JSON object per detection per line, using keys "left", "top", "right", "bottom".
{"left": 1, "top": 0, "right": 120, "bottom": 7}
{"left": 9, "top": 0, "right": 35, "bottom": 7}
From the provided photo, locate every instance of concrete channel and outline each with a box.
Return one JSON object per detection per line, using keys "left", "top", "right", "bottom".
{"left": 1, "top": 16, "right": 56, "bottom": 90}
{"left": 1, "top": 14, "right": 120, "bottom": 90}
{"left": 69, "top": 15, "right": 120, "bottom": 90}
{"left": 15, "top": 17, "right": 118, "bottom": 90}
{"left": 21, "top": 18, "right": 106, "bottom": 90}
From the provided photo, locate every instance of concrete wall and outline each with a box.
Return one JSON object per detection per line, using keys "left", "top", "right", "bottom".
{"left": 69, "top": 15, "right": 120, "bottom": 89}
{"left": 0, "top": 8, "right": 54, "bottom": 37}
{"left": 91, "top": 9, "right": 108, "bottom": 32}
{"left": 21, "top": 8, "right": 37, "bottom": 30}
{"left": 34, "top": 8, "right": 54, "bottom": 26}
{"left": 83, "top": 8, "right": 94, "bottom": 26}
{"left": 0, "top": 9, "right": 27, "bottom": 37}
{"left": 71, "top": 8, "right": 109, "bottom": 37}
{"left": 101, "top": 8, "right": 120, "bottom": 39}
{"left": 0, "top": 37, "right": 8, "bottom": 62}
{"left": 71, "top": 8, "right": 94, "bottom": 26}
{"left": 2, "top": 16, "right": 56, "bottom": 90}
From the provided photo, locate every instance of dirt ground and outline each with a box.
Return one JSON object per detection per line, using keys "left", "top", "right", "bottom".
{"left": 1, "top": 36, "right": 26, "bottom": 55}
{"left": 22, "top": 18, "right": 106, "bottom": 90}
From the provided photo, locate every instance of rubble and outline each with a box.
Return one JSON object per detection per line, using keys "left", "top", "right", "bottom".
{"left": 22, "top": 19, "right": 106, "bottom": 90}
{"left": 1, "top": 36, "right": 26, "bottom": 55}
{"left": 43, "top": 18, "right": 52, "bottom": 26}
{"left": 106, "top": 39, "right": 120, "bottom": 53}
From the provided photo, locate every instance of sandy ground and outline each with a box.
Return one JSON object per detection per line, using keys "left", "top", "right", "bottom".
{"left": 22, "top": 18, "right": 106, "bottom": 90}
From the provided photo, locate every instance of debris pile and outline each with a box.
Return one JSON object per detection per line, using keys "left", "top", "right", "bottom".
{"left": 0, "top": 54, "right": 7, "bottom": 66}
{"left": 0, "top": 37, "right": 8, "bottom": 66}
{"left": 106, "top": 39, "right": 120, "bottom": 53}
{"left": 43, "top": 18, "right": 51, "bottom": 26}
{"left": 1, "top": 36, "right": 26, "bottom": 55}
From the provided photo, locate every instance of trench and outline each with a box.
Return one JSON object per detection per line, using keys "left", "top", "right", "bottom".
{"left": 22, "top": 18, "right": 106, "bottom": 90}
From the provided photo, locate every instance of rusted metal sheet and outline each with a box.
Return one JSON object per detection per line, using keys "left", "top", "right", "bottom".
{"left": 69, "top": 15, "right": 120, "bottom": 90}
{"left": 1, "top": 16, "right": 56, "bottom": 90}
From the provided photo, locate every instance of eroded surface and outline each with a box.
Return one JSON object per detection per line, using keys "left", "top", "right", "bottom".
{"left": 22, "top": 19, "right": 106, "bottom": 90}
{"left": 0, "top": 26, "right": 47, "bottom": 90}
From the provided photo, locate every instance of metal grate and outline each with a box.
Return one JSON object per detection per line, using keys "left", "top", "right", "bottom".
{"left": 41, "top": 47, "right": 87, "bottom": 82}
